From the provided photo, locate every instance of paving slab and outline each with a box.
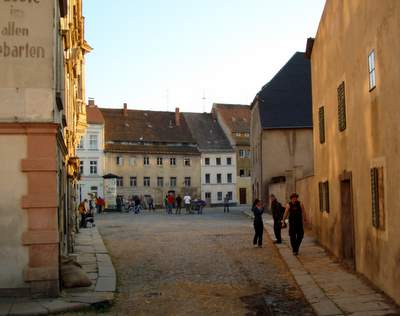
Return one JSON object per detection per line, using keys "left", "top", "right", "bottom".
{"left": 95, "top": 277, "right": 116, "bottom": 292}
{"left": 38, "top": 300, "right": 88, "bottom": 314}
{"left": 9, "top": 302, "right": 48, "bottom": 316}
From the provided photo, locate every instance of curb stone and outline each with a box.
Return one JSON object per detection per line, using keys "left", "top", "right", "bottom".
{"left": 0, "top": 227, "right": 116, "bottom": 316}
{"left": 243, "top": 210, "right": 399, "bottom": 316}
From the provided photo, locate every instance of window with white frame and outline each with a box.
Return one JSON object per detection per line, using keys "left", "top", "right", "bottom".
{"left": 89, "top": 134, "right": 98, "bottom": 150}
{"left": 157, "top": 157, "right": 163, "bottom": 166}
{"left": 116, "top": 177, "right": 123, "bottom": 187}
{"left": 144, "top": 177, "right": 150, "bottom": 187}
{"left": 170, "top": 157, "right": 176, "bottom": 166}
{"left": 130, "top": 176, "right": 137, "bottom": 187}
{"left": 79, "top": 161, "right": 84, "bottom": 174}
{"left": 184, "top": 177, "right": 191, "bottom": 187}
{"left": 217, "top": 192, "right": 223, "bottom": 201}
{"left": 368, "top": 50, "right": 376, "bottom": 90}
{"left": 89, "top": 160, "right": 97, "bottom": 175}
{"left": 143, "top": 157, "right": 150, "bottom": 165}
{"left": 157, "top": 177, "right": 164, "bottom": 187}
{"left": 227, "top": 173, "right": 232, "bottom": 183}
{"left": 116, "top": 156, "right": 124, "bottom": 166}
{"left": 170, "top": 177, "right": 177, "bottom": 187}
{"left": 184, "top": 158, "right": 191, "bottom": 166}
{"left": 77, "top": 136, "right": 84, "bottom": 149}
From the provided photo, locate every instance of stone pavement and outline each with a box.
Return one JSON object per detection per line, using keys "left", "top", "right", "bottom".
{"left": 244, "top": 210, "right": 400, "bottom": 316}
{"left": 0, "top": 227, "right": 116, "bottom": 316}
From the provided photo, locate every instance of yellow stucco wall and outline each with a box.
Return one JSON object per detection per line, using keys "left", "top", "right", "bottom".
{"left": 0, "top": 135, "right": 28, "bottom": 289}
{"left": 311, "top": 0, "right": 400, "bottom": 303}
{"left": 105, "top": 152, "right": 201, "bottom": 205}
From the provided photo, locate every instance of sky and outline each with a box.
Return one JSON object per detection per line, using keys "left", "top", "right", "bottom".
{"left": 83, "top": 0, "right": 325, "bottom": 113}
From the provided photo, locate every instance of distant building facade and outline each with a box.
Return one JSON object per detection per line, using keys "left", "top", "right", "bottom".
{"left": 101, "top": 106, "right": 201, "bottom": 205}
{"left": 0, "top": 0, "right": 91, "bottom": 297}
{"left": 77, "top": 99, "right": 105, "bottom": 202}
{"left": 184, "top": 113, "right": 236, "bottom": 205}
{"left": 305, "top": 0, "right": 400, "bottom": 304}
{"left": 212, "top": 104, "right": 252, "bottom": 205}
{"left": 250, "top": 52, "right": 313, "bottom": 204}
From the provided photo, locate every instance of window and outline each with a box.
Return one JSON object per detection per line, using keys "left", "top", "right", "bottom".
{"left": 79, "top": 161, "right": 84, "bottom": 174}
{"left": 89, "top": 134, "right": 98, "bottom": 150}
{"left": 129, "top": 157, "right": 136, "bottom": 166}
{"left": 319, "top": 106, "right": 325, "bottom": 144}
{"left": 368, "top": 50, "right": 376, "bottom": 90}
{"left": 227, "top": 173, "right": 232, "bottom": 183}
{"left": 205, "top": 192, "right": 211, "bottom": 199}
{"left": 117, "top": 177, "right": 123, "bottom": 187}
{"left": 239, "top": 149, "right": 250, "bottom": 158}
{"left": 170, "top": 177, "right": 177, "bottom": 187}
{"left": 239, "top": 169, "right": 245, "bottom": 177}
{"left": 184, "top": 158, "right": 191, "bottom": 166}
{"left": 143, "top": 157, "right": 150, "bottom": 165}
{"left": 371, "top": 167, "right": 384, "bottom": 229}
{"left": 226, "top": 157, "right": 232, "bottom": 165}
{"left": 170, "top": 157, "right": 176, "bottom": 166}
{"left": 144, "top": 177, "right": 150, "bottom": 187}
{"left": 247, "top": 169, "right": 251, "bottom": 177}
{"left": 156, "top": 157, "right": 163, "bottom": 166}
{"left": 337, "top": 81, "right": 346, "bottom": 132}
{"left": 204, "top": 157, "right": 210, "bottom": 165}
{"left": 318, "top": 181, "right": 330, "bottom": 212}
{"left": 244, "top": 133, "right": 250, "bottom": 137}
{"left": 116, "top": 156, "right": 124, "bottom": 166}
{"left": 130, "top": 176, "right": 137, "bottom": 187}
{"left": 235, "top": 132, "right": 241, "bottom": 137}
{"left": 89, "top": 160, "right": 97, "bottom": 175}
{"left": 77, "top": 136, "right": 84, "bottom": 149}
{"left": 216, "top": 157, "right": 221, "bottom": 165}
{"left": 227, "top": 191, "right": 233, "bottom": 200}
{"left": 217, "top": 174, "right": 222, "bottom": 184}
{"left": 205, "top": 173, "right": 210, "bottom": 184}
{"left": 90, "top": 186, "right": 98, "bottom": 191}
{"left": 157, "top": 177, "right": 164, "bottom": 187}
{"left": 184, "top": 177, "right": 191, "bottom": 187}
{"left": 217, "top": 192, "right": 223, "bottom": 201}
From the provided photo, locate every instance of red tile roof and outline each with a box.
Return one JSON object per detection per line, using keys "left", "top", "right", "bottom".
{"left": 86, "top": 105, "right": 105, "bottom": 124}
{"left": 213, "top": 103, "right": 250, "bottom": 133}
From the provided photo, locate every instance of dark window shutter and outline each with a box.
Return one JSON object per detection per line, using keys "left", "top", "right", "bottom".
{"left": 337, "top": 81, "right": 346, "bottom": 132}
{"left": 319, "top": 182, "right": 323, "bottom": 212}
{"left": 324, "top": 181, "right": 330, "bottom": 212}
{"left": 370, "top": 168, "right": 379, "bottom": 228}
{"left": 319, "top": 107, "right": 325, "bottom": 144}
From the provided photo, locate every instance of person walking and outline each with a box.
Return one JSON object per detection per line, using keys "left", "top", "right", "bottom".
{"left": 175, "top": 195, "right": 182, "bottom": 214}
{"left": 167, "top": 193, "right": 174, "bottom": 215}
{"left": 183, "top": 194, "right": 191, "bottom": 214}
{"left": 270, "top": 194, "right": 284, "bottom": 244}
{"left": 252, "top": 199, "right": 264, "bottom": 247}
{"left": 148, "top": 196, "right": 155, "bottom": 211}
{"left": 223, "top": 193, "right": 230, "bottom": 213}
{"left": 282, "top": 193, "right": 305, "bottom": 256}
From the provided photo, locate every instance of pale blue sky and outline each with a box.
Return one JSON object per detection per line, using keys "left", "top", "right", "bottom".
{"left": 83, "top": 1, "right": 325, "bottom": 112}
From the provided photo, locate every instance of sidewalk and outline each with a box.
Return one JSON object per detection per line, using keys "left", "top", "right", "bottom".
{"left": 0, "top": 227, "right": 116, "bottom": 316}
{"left": 244, "top": 210, "right": 400, "bottom": 316}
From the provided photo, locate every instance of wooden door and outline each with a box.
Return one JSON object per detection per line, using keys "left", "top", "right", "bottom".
{"left": 239, "top": 188, "right": 247, "bottom": 204}
{"left": 340, "top": 177, "right": 355, "bottom": 269}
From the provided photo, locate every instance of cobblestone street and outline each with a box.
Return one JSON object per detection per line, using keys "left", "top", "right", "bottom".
{"left": 63, "top": 208, "right": 314, "bottom": 315}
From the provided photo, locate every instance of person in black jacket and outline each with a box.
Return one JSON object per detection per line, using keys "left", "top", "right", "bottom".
{"left": 270, "top": 194, "right": 284, "bottom": 244}
{"left": 282, "top": 193, "right": 306, "bottom": 256}
{"left": 252, "top": 199, "right": 264, "bottom": 247}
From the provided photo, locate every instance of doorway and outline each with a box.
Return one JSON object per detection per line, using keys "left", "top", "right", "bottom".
{"left": 340, "top": 172, "right": 355, "bottom": 269}
{"left": 239, "top": 188, "right": 247, "bottom": 204}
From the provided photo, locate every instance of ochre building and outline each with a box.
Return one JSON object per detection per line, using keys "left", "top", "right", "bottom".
{"left": 307, "top": 0, "right": 400, "bottom": 304}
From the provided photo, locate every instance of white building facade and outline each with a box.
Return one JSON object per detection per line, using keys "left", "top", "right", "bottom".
{"left": 77, "top": 103, "right": 105, "bottom": 202}
{"left": 201, "top": 152, "right": 237, "bottom": 205}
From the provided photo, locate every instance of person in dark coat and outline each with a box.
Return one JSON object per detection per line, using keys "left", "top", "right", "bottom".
{"left": 270, "top": 194, "right": 284, "bottom": 244}
{"left": 175, "top": 195, "right": 182, "bottom": 214}
{"left": 282, "top": 193, "right": 306, "bottom": 256}
{"left": 252, "top": 199, "right": 264, "bottom": 247}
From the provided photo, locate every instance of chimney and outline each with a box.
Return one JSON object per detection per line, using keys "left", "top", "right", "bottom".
{"left": 175, "top": 107, "right": 180, "bottom": 126}
{"left": 88, "top": 98, "right": 95, "bottom": 107}
{"left": 123, "top": 103, "right": 128, "bottom": 117}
